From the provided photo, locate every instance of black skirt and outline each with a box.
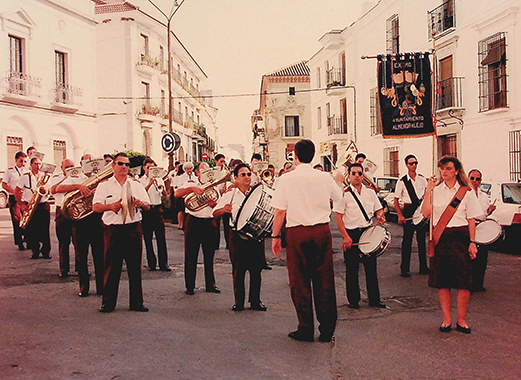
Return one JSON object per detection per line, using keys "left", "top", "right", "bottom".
{"left": 428, "top": 226, "right": 472, "bottom": 290}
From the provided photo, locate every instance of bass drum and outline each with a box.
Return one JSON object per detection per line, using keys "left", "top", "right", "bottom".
{"left": 475, "top": 219, "right": 503, "bottom": 245}
{"left": 359, "top": 225, "right": 391, "bottom": 258}
{"left": 234, "top": 183, "right": 275, "bottom": 241}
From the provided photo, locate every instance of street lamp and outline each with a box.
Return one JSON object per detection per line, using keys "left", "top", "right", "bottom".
{"left": 148, "top": 0, "right": 186, "bottom": 171}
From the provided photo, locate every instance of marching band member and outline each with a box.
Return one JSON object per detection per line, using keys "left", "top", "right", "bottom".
{"left": 93, "top": 152, "right": 150, "bottom": 313}
{"left": 213, "top": 163, "right": 266, "bottom": 312}
{"left": 422, "top": 156, "right": 482, "bottom": 333}
{"left": 175, "top": 162, "right": 220, "bottom": 295}
{"left": 2, "top": 151, "right": 27, "bottom": 251}
{"left": 271, "top": 139, "right": 342, "bottom": 343}
{"left": 394, "top": 154, "right": 429, "bottom": 277}
{"left": 50, "top": 158, "right": 76, "bottom": 277}
{"left": 250, "top": 153, "right": 262, "bottom": 186}
{"left": 15, "top": 157, "right": 52, "bottom": 260}
{"left": 140, "top": 158, "right": 170, "bottom": 272}
{"left": 174, "top": 162, "right": 195, "bottom": 229}
{"left": 334, "top": 162, "right": 387, "bottom": 310}
{"left": 214, "top": 153, "right": 231, "bottom": 250}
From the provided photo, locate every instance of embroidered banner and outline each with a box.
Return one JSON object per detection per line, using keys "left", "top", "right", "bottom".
{"left": 378, "top": 53, "right": 435, "bottom": 138}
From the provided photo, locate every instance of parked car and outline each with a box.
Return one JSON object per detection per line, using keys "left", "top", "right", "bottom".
{"left": 373, "top": 176, "right": 399, "bottom": 220}
{"left": 0, "top": 171, "right": 9, "bottom": 208}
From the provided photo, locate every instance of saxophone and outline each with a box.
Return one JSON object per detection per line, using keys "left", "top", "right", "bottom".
{"left": 184, "top": 170, "right": 232, "bottom": 212}
{"left": 19, "top": 170, "right": 53, "bottom": 229}
{"left": 62, "top": 165, "right": 114, "bottom": 220}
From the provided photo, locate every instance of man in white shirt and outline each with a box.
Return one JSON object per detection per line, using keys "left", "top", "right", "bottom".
{"left": 140, "top": 158, "right": 170, "bottom": 271}
{"left": 93, "top": 152, "right": 150, "bottom": 313}
{"left": 394, "top": 154, "right": 429, "bottom": 277}
{"left": 175, "top": 162, "right": 220, "bottom": 295}
{"left": 334, "top": 162, "right": 387, "bottom": 310}
{"left": 271, "top": 139, "right": 342, "bottom": 342}
{"left": 2, "top": 151, "right": 27, "bottom": 250}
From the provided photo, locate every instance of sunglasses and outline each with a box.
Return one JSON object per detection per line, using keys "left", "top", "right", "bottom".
{"left": 470, "top": 176, "right": 481, "bottom": 181}
{"left": 407, "top": 161, "right": 418, "bottom": 165}
{"left": 239, "top": 172, "right": 252, "bottom": 177}
{"left": 350, "top": 171, "right": 364, "bottom": 176}
{"left": 116, "top": 161, "right": 130, "bottom": 167}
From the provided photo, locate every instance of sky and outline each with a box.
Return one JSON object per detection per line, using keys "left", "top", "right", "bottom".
{"left": 137, "top": 0, "right": 363, "bottom": 157}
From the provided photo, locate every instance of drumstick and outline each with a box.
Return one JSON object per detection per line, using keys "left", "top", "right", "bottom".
{"left": 352, "top": 242, "right": 371, "bottom": 245}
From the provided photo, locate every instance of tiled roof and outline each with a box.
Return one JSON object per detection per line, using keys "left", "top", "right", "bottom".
{"left": 92, "top": 0, "right": 107, "bottom": 5}
{"left": 95, "top": 1, "right": 139, "bottom": 14}
{"left": 265, "top": 61, "right": 310, "bottom": 77}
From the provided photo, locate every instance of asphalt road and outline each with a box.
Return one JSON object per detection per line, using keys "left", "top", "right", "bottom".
{"left": 1, "top": 207, "right": 520, "bottom": 379}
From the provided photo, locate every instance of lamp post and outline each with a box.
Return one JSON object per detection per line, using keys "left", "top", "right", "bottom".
{"left": 148, "top": 0, "right": 186, "bottom": 171}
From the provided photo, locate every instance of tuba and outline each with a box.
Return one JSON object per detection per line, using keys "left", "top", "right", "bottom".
{"left": 341, "top": 155, "right": 379, "bottom": 190}
{"left": 62, "top": 165, "right": 114, "bottom": 220}
{"left": 184, "top": 170, "right": 232, "bottom": 212}
{"left": 20, "top": 164, "right": 56, "bottom": 229}
{"left": 260, "top": 168, "right": 273, "bottom": 186}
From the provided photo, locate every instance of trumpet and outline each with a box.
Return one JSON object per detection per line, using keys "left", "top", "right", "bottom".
{"left": 260, "top": 168, "right": 273, "bottom": 185}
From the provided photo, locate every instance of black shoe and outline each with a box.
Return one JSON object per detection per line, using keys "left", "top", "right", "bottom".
{"left": 129, "top": 305, "right": 149, "bottom": 312}
{"left": 99, "top": 306, "right": 114, "bottom": 313}
{"left": 439, "top": 324, "right": 452, "bottom": 333}
{"left": 18, "top": 244, "right": 26, "bottom": 251}
{"left": 263, "top": 263, "right": 272, "bottom": 270}
{"left": 206, "top": 286, "right": 221, "bottom": 293}
{"left": 288, "top": 330, "right": 314, "bottom": 342}
{"left": 148, "top": 266, "right": 157, "bottom": 271}
{"left": 400, "top": 272, "right": 411, "bottom": 278}
{"left": 419, "top": 268, "right": 430, "bottom": 275}
{"left": 318, "top": 334, "right": 334, "bottom": 343}
{"left": 59, "top": 273, "right": 69, "bottom": 278}
{"left": 347, "top": 303, "right": 360, "bottom": 309}
{"left": 232, "top": 304, "right": 244, "bottom": 311}
{"left": 185, "top": 289, "right": 194, "bottom": 295}
{"left": 159, "top": 265, "right": 172, "bottom": 272}
{"left": 472, "top": 287, "right": 486, "bottom": 292}
{"left": 369, "top": 301, "right": 387, "bottom": 309}
{"left": 78, "top": 291, "right": 89, "bottom": 298}
{"left": 42, "top": 255, "right": 52, "bottom": 259}
{"left": 456, "top": 323, "right": 471, "bottom": 334}
{"left": 250, "top": 302, "right": 267, "bottom": 311}
{"left": 30, "top": 254, "right": 39, "bottom": 260}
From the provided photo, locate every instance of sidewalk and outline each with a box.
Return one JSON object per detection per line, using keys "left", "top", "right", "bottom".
{"left": 0, "top": 207, "right": 520, "bottom": 379}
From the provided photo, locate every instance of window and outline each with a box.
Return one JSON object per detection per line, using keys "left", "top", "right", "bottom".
{"left": 140, "top": 33, "right": 149, "bottom": 56}
{"left": 478, "top": 32, "right": 507, "bottom": 111}
{"left": 289, "top": 87, "right": 296, "bottom": 96}
{"left": 9, "top": 35, "right": 23, "bottom": 74}
{"left": 53, "top": 140, "right": 66, "bottom": 166}
{"left": 159, "top": 45, "right": 164, "bottom": 71}
{"left": 386, "top": 15, "right": 399, "bottom": 54}
{"left": 317, "top": 68, "right": 321, "bottom": 88}
{"left": 143, "top": 130, "right": 151, "bottom": 156}
{"left": 160, "top": 89, "right": 166, "bottom": 115}
{"left": 6, "top": 136, "right": 23, "bottom": 164}
{"left": 317, "top": 107, "right": 322, "bottom": 130}
{"left": 439, "top": 133, "right": 458, "bottom": 157}
{"left": 55, "top": 51, "right": 68, "bottom": 103}
{"left": 384, "top": 147, "right": 399, "bottom": 177}
{"left": 428, "top": 0, "right": 455, "bottom": 38}
{"left": 284, "top": 116, "right": 300, "bottom": 137}
{"left": 370, "top": 87, "right": 382, "bottom": 136}
{"left": 141, "top": 81, "right": 150, "bottom": 107}
{"left": 509, "top": 130, "right": 521, "bottom": 181}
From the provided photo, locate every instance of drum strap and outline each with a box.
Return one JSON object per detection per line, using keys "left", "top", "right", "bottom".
{"left": 432, "top": 186, "right": 470, "bottom": 245}
{"left": 402, "top": 175, "right": 420, "bottom": 209}
{"left": 347, "top": 186, "right": 371, "bottom": 223}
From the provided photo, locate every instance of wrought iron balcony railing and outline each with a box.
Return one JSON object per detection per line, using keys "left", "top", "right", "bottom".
{"left": 436, "top": 77, "right": 464, "bottom": 111}
{"left": 327, "top": 116, "right": 348, "bottom": 135}
{"left": 428, "top": 0, "right": 455, "bottom": 38}
{"left": 3, "top": 71, "right": 41, "bottom": 98}
{"left": 326, "top": 68, "right": 344, "bottom": 88}
{"left": 53, "top": 83, "right": 82, "bottom": 106}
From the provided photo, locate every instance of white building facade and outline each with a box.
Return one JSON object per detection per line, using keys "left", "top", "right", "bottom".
{"left": 0, "top": 0, "right": 98, "bottom": 168}
{"left": 307, "top": 0, "right": 521, "bottom": 182}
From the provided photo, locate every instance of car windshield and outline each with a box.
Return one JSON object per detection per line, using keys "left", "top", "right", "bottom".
{"left": 376, "top": 178, "right": 397, "bottom": 192}
{"left": 501, "top": 184, "right": 521, "bottom": 204}
{"left": 479, "top": 183, "right": 492, "bottom": 195}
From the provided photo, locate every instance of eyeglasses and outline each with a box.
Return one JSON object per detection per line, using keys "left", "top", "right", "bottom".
{"left": 407, "top": 161, "right": 418, "bottom": 165}
{"left": 470, "top": 176, "right": 481, "bottom": 181}
{"left": 350, "top": 171, "right": 364, "bottom": 176}
{"left": 239, "top": 172, "right": 252, "bottom": 177}
{"left": 116, "top": 161, "right": 130, "bottom": 167}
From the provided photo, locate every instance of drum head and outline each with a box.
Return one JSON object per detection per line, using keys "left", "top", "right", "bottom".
{"left": 412, "top": 207, "right": 425, "bottom": 225}
{"left": 359, "top": 226, "right": 387, "bottom": 254}
{"left": 235, "top": 183, "right": 264, "bottom": 231}
{"left": 475, "top": 219, "right": 503, "bottom": 245}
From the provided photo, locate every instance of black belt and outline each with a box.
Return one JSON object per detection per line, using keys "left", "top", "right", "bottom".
{"left": 150, "top": 204, "right": 161, "bottom": 209}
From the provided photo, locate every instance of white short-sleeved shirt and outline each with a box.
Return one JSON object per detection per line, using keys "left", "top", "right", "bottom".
{"left": 2, "top": 166, "right": 25, "bottom": 194}
{"left": 180, "top": 178, "right": 215, "bottom": 219}
{"left": 93, "top": 176, "right": 150, "bottom": 225}
{"left": 432, "top": 182, "right": 483, "bottom": 227}
{"left": 214, "top": 187, "right": 246, "bottom": 227}
{"left": 394, "top": 173, "right": 428, "bottom": 203}
{"left": 139, "top": 175, "right": 164, "bottom": 206}
{"left": 50, "top": 173, "right": 67, "bottom": 207}
{"left": 475, "top": 189, "right": 490, "bottom": 222}
{"left": 333, "top": 185, "right": 383, "bottom": 229}
{"left": 16, "top": 171, "right": 50, "bottom": 203}
{"left": 270, "top": 163, "right": 342, "bottom": 228}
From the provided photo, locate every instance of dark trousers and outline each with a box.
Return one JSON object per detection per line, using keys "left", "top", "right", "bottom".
{"left": 55, "top": 207, "right": 74, "bottom": 275}
{"left": 142, "top": 206, "right": 168, "bottom": 269}
{"left": 73, "top": 214, "right": 104, "bottom": 295}
{"left": 286, "top": 224, "right": 337, "bottom": 338}
{"left": 229, "top": 230, "right": 264, "bottom": 306}
{"left": 184, "top": 215, "right": 217, "bottom": 291}
{"left": 8, "top": 195, "right": 24, "bottom": 246}
{"left": 344, "top": 228, "right": 381, "bottom": 306}
{"left": 400, "top": 206, "right": 428, "bottom": 274}
{"left": 25, "top": 202, "right": 51, "bottom": 257}
{"left": 102, "top": 222, "right": 144, "bottom": 310}
{"left": 472, "top": 245, "right": 489, "bottom": 290}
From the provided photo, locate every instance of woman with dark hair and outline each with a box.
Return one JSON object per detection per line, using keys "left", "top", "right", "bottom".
{"left": 422, "top": 156, "right": 483, "bottom": 334}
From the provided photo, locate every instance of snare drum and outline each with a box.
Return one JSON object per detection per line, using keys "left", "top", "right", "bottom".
{"left": 359, "top": 225, "right": 391, "bottom": 258}
{"left": 475, "top": 219, "right": 503, "bottom": 245}
{"left": 234, "top": 183, "right": 275, "bottom": 241}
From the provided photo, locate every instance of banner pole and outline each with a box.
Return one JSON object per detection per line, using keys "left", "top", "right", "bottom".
{"left": 429, "top": 30, "right": 437, "bottom": 248}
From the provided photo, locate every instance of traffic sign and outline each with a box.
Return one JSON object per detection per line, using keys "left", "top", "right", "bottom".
{"left": 161, "top": 133, "right": 181, "bottom": 153}
{"left": 201, "top": 153, "right": 209, "bottom": 161}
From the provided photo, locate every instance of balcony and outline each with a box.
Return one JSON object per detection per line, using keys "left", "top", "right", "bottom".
{"left": 327, "top": 116, "right": 348, "bottom": 136}
{"left": 51, "top": 84, "right": 82, "bottom": 113}
{"left": 326, "top": 68, "right": 345, "bottom": 95}
{"left": 137, "top": 99, "right": 161, "bottom": 122}
{"left": 428, "top": 0, "right": 455, "bottom": 39}
{"left": 136, "top": 53, "right": 161, "bottom": 76}
{"left": 436, "top": 77, "right": 464, "bottom": 112}
{"left": 172, "top": 109, "right": 183, "bottom": 125}
{"left": 1, "top": 72, "right": 41, "bottom": 106}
